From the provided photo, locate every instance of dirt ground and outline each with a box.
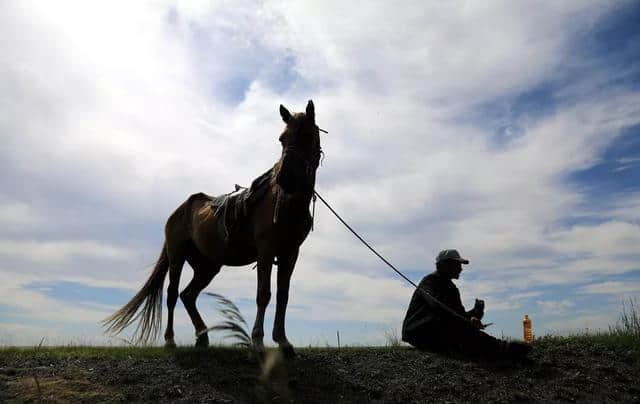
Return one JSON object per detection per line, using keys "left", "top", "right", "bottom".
{"left": 1, "top": 340, "right": 639, "bottom": 403}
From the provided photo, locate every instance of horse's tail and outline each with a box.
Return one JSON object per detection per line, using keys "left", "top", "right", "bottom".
{"left": 102, "top": 242, "right": 169, "bottom": 345}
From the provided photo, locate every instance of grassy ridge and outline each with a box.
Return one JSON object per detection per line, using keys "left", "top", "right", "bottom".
{"left": 3, "top": 297, "right": 639, "bottom": 353}
{"left": 1, "top": 297, "right": 638, "bottom": 402}
{"left": 1, "top": 337, "right": 639, "bottom": 403}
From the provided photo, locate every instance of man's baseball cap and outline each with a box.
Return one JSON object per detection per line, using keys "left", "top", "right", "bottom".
{"left": 435, "top": 249, "right": 469, "bottom": 264}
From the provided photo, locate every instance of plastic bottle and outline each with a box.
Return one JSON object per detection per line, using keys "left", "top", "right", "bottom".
{"left": 523, "top": 314, "right": 533, "bottom": 343}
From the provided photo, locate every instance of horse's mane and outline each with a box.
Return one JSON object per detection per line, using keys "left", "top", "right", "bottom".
{"left": 270, "top": 160, "right": 283, "bottom": 189}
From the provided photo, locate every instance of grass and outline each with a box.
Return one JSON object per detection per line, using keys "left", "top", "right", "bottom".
{"left": 202, "top": 292, "right": 252, "bottom": 349}
{"left": 2, "top": 307, "right": 638, "bottom": 403}
{"left": 0, "top": 345, "right": 256, "bottom": 368}
{"left": 384, "top": 327, "right": 403, "bottom": 347}
{"left": 3, "top": 297, "right": 638, "bottom": 403}
{"left": 535, "top": 297, "right": 640, "bottom": 353}
{"left": 608, "top": 297, "right": 640, "bottom": 342}
{"left": 3, "top": 297, "right": 639, "bottom": 356}
{"left": 5, "top": 298, "right": 640, "bottom": 354}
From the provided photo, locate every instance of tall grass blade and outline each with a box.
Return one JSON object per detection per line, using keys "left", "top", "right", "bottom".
{"left": 202, "top": 293, "right": 252, "bottom": 348}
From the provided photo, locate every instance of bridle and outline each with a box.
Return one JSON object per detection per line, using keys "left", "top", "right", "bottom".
{"left": 280, "top": 124, "right": 325, "bottom": 178}
{"left": 281, "top": 144, "right": 322, "bottom": 177}
{"left": 273, "top": 125, "right": 325, "bottom": 225}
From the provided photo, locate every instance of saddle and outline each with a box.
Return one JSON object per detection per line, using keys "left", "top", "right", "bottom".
{"left": 209, "top": 169, "right": 272, "bottom": 243}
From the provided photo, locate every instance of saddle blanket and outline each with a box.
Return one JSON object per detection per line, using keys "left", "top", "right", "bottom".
{"left": 209, "top": 169, "right": 272, "bottom": 242}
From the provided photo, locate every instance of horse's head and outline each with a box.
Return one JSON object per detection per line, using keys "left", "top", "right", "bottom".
{"left": 276, "top": 100, "right": 322, "bottom": 194}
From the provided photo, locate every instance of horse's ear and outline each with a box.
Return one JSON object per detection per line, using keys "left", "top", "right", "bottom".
{"left": 280, "top": 104, "right": 292, "bottom": 123}
{"left": 306, "top": 100, "right": 315, "bottom": 122}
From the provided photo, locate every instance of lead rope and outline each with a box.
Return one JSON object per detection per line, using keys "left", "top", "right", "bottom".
{"left": 312, "top": 191, "right": 417, "bottom": 288}
{"left": 313, "top": 190, "right": 481, "bottom": 327}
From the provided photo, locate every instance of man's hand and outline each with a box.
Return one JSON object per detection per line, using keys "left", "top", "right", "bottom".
{"left": 470, "top": 317, "right": 483, "bottom": 330}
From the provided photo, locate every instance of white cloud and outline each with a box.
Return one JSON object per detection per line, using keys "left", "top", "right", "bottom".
{"left": 0, "top": 277, "right": 112, "bottom": 326}
{"left": 0, "top": 1, "right": 638, "bottom": 345}
{"left": 607, "top": 192, "right": 640, "bottom": 222}
{"left": 542, "top": 312, "right": 616, "bottom": 335}
{"left": 267, "top": 0, "right": 612, "bottom": 104}
{"left": 0, "top": 240, "right": 134, "bottom": 264}
{"left": 578, "top": 281, "right": 640, "bottom": 295}
{"left": 538, "top": 299, "right": 576, "bottom": 314}
{"left": 0, "top": 323, "right": 62, "bottom": 347}
{"left": 0, "top": 200, "right": 43, "bottom": 231}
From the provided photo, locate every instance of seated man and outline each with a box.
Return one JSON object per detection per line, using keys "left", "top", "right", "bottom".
{"left": 402, "top": 249, "right": 531, "bottom": 359}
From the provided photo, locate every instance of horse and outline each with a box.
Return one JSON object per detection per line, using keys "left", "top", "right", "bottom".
{"left": 103, "top": 100, "right": 322, "bottom": 357}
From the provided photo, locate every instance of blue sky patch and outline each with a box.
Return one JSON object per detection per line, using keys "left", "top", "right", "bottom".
{"left": 24, "top": 281, "right": 134, "bottom": 307}
{"left": 0, "top": 303, "right": 28, "bottom": 320}
{"left": 588, "top": 2, "right": 640, "bottom": 65}
{"left": 1, "top": 1, "right": 639, "bottom": 346}
{"left": 570, "top": 124, "right": 640, "bottom": 195}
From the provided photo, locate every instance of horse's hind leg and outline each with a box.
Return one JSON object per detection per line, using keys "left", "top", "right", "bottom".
{"left": 164, "top": 253, "right": 185, "bottom": 349}
{"left": 181, "top": 253, "right": 221, "bottom": 347}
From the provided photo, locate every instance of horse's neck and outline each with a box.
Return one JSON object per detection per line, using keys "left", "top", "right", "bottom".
{"left": 274, "top": 185, "right": 314, "bottom": 207}
{"left": 269, "top": 161, "right": 316, "bottom": 208}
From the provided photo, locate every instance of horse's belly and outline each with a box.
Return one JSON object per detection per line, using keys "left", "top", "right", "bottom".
{"left": 220, "top": 242, "right": 258, "bottom": 266}
{"left": 192, "top": 226, "right": 257, "bottom": 266}
{"left": 223, "top": 256, "right": 258, "bottom": 267}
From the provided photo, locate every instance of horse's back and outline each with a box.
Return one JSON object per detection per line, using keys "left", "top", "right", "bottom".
{"left": 182, "top": 192, "right": 220, "bottom": 241}
{"left": 179, "top": 191, "right": 260, "bottom": 265}
{"left": 163, "top": 192, "right": 215, "bottom": 249}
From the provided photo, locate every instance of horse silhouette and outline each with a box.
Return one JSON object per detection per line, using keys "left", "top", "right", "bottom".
{"left": 104, "top": 100, "right": 322, "bottom": 357}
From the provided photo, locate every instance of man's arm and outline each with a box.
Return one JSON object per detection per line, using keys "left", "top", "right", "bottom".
{"left": 465, "top": 299, "right": 484, "bottom": 320}
{"left": 415, "top": 278, "right": 487, "bottom": 330}
{"left": 414, "top": 287, "right": 472, "bottom": 326}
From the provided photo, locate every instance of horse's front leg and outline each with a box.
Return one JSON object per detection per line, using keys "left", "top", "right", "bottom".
{"left": 273, "top": 248, "right": 298, "bottom": 358}
{"left": 251, "top": 254, "right": 273, "bottom": 356}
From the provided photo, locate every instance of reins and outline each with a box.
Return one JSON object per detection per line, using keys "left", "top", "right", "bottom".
{"left": 313, "top": 190, "right": 484, "bottom": 328}
{"left": 276, "top": 131, "right": 475, "bottom": 326}
{"left": 236, "top": 116, "right": 479, "bottom": 329}
{"left": 312, "top": 191, "right": 418, "bottom": 287}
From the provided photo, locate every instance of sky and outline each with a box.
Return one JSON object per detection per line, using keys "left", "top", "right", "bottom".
{"left": 1, "top": 0, "right": 639, "bottom": 347}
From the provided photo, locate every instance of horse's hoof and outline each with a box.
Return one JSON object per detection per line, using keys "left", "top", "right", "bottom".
{"left": 164, "top": 339, "right": 177, "bottom": 349}
{"left": 279, "top": 343, "right": 296, "bottom": 360}
{"left": 195, "top": 334, "right": 209, "bottom": 348}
